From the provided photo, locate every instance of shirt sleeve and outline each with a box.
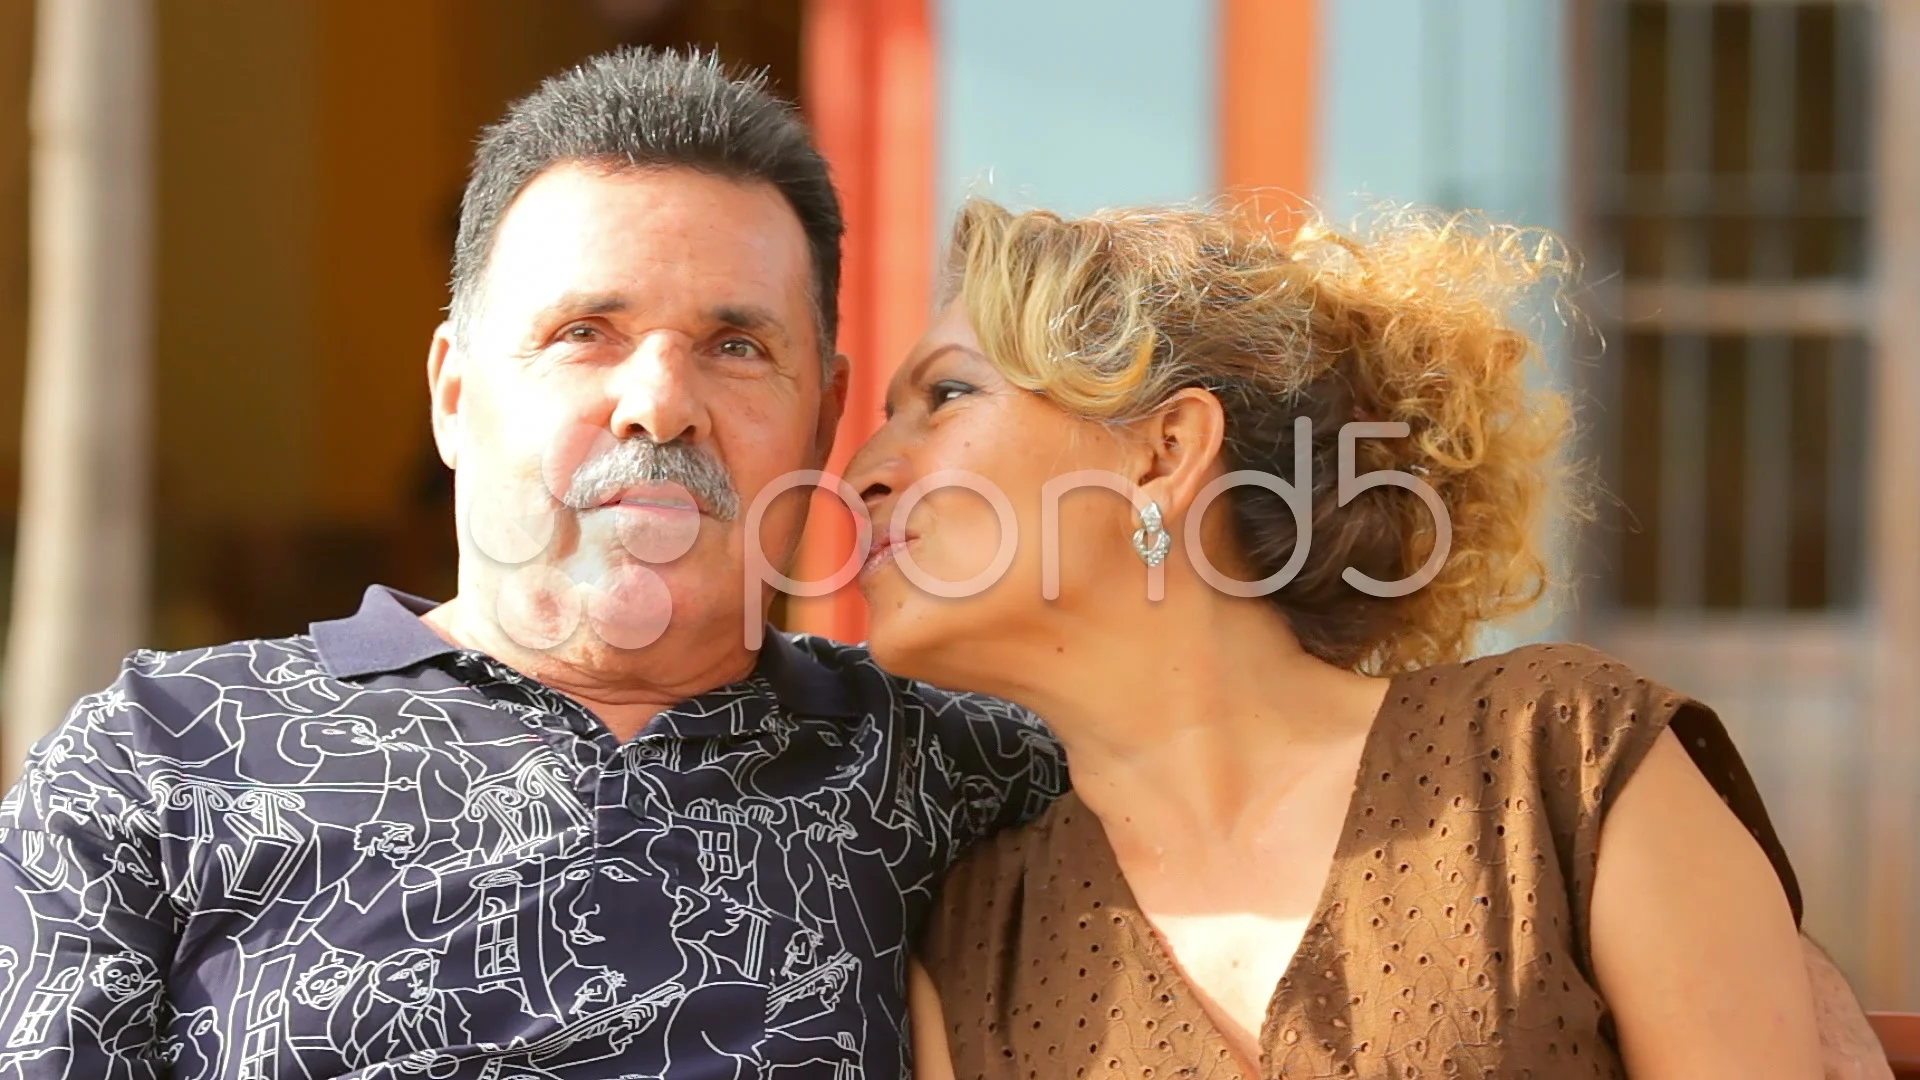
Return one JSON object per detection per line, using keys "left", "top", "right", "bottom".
{"left": 0, "top": 669, "right": 179, "bottom": 1078}
{"left": 917, "top": 686, "right": 1068, "bottom": 860}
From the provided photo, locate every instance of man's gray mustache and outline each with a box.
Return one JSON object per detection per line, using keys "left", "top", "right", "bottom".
{"left": 563, "top": 439, "right": 741, "bottom": 522}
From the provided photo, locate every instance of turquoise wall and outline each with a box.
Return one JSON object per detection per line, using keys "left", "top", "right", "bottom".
{"left": 1317, "top": 0, "right": 1573, "bottom": 645}
{"left": 1318, "top": 0, "right": 1567, "bottom": 229}
{"left": 936, "top": 0, "right": 1218, "bottom": 226}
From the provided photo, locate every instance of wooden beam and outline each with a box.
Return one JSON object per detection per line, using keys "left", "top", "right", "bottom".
{"left": 786, "top": 0, "right": 934, "bottom": 643}
{"left": 1220, "top": 0, "right": 1317, "bottom": 225}
{"left": 1614, "top": 281, "right": 1873, "bottom": 336}
{"left": 0, "top": 0, "right": 30, "bottom": 511}
{"left": 1864, "top": 0, "right": 1920, "bottom": 1010}
{"left": 2, "top": 0, "right": 154, "bottom": 783}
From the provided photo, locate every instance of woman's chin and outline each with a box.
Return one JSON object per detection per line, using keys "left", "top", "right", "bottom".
{"left": 862, "top": 608, "right": 929, "bottom": 680}
{"left": 865, "top": 604, "right": 974, "bottom": 688}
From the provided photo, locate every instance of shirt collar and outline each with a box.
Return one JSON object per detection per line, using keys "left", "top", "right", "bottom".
{"left": 310, "top": 585, "right": 459, "bottom": 678}
{"left": 310, "top": 584, "right": 860, "bottom": 719}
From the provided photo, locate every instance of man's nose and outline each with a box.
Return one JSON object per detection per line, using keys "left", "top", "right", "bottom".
{"left": 609, "top": 331, "right": 709, "bottom": 445}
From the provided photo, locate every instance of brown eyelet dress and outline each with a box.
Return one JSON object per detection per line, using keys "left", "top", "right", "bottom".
{"left": 918, "top": 644, "right": 1802, "bottom": 1080}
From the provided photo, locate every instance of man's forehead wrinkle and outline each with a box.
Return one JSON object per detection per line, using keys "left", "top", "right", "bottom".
{"left": 499, "top": 184, "right": 800, "bottom": 271}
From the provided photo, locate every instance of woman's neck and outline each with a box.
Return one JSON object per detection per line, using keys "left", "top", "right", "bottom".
{"left": 1009, "top": 591, "right": 1390, "bottom": 844}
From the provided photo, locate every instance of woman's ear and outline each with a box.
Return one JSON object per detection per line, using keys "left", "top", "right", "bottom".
{"left": 1134, "top": 387, "right": 1228, "bottom": 519}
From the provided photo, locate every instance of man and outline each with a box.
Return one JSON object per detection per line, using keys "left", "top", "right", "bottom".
{"left": 0, "top": 46, "right": 1891, "bottom": 1080}
{"left": 0, "top": 49, "right": 1060, "bottom": 1078}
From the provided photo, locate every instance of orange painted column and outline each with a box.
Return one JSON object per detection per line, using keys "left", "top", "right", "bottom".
{"left": 790, "top": 0, "right": 936, "bottom": 642}
{"left": 1220, "top": 0, "right": 1317, "bottom": 223}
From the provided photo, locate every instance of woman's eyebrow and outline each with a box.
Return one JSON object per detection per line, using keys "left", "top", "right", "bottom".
{"left": 900, "top": 343, "right": 985, "bottom": 388}
{"left": 884, "top": 343, "right": 987, "bottom": 418}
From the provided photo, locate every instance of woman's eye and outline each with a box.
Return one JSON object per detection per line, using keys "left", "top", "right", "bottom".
{"left": 929, "top": 379, "right": 976, "bottom": 408}
{"left": 717, "top": 337, "right": 763, "bottom": 359}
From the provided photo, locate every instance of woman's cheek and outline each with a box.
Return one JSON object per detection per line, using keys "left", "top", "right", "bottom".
{"left": 957, "top": 491, "right": 1023, "bottom": 587}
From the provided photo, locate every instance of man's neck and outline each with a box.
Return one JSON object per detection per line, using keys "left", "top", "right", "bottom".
{"left": 421, "top": 594, "right": 760, "bottom": 741}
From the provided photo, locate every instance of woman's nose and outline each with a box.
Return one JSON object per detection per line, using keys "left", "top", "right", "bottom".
{"left": 844, "top": 431, "right": 904, "bottom": 514}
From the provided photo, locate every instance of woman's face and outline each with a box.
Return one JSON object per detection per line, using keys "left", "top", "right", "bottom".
{"left": 845, "top": 301, "right": 1142, "bottom": 686}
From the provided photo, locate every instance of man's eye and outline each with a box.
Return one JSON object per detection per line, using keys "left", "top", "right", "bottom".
{"left": 717, "top": 337, "right": 763, "bottom": 359}
{"left": 563, "top": 324, "right": 601, "bottom": 343}
{"left": 929, "top": 380, "right": 976, "bottom": 408}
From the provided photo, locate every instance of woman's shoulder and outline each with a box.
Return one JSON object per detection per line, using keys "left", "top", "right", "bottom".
{"left": 1383, "top": 641, "right": 1800, "bottom": 923}
{"left": 1377, "top": 642, "right": 1708, "bottom": 841}
{"left": 920, "top": 792, "right": 1129, "bottom": 1043}
{"left": 929, "top": 787, "right": 1113, "bottom": 903}
{"left": 1396, "top": 642, "right": 1696, "bottom": 757}
{"left": 1414, "top": 641, "right": 1663, "bottom": 705}
{"left": 924, "top": 791, "right": 1108, "bottom": 953}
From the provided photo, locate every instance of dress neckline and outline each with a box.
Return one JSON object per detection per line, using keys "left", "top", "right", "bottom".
{"left": 1047, "top": 667, "right": 1417, "bottom": 1076}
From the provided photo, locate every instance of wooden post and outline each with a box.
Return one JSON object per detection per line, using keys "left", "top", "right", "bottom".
{"left": 785, "top": 0, "right": 934, "bottom": 643}
{"left": 1865, "top": 0, "right": 1920, "bottom": 1010}
{"left": 1219, "top": 0, "right": 1317, "bottom": 225}
{"left": 1, "top": 0, "right": 154, "bottom": 784}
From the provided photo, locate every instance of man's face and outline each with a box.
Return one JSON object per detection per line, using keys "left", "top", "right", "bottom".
{"left": 373, "top": 950, "right": 439, "bottom": 1006}
{"left": 432, "top": 164, "right": 842, "bottom": 655}
{"left": 300, "top": 717, "right": 378, "bottom": 756}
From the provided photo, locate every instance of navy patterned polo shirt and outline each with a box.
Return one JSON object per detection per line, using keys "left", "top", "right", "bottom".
{"left": 0, "top": 586, "right": 1066, "bottom": 1079}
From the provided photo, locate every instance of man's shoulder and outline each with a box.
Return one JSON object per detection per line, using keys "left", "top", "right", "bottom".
{"left": 779, "top": 634, "right": 1067, "bottom": 835}
{"left": 54, "top": 634, "right": 330, "bottom": 743}
{"left": 106, "top": 633, "right": 329, "bottom": 693}
{"left": 778, "top": 633, "right": 1054, "bottom": 736}
{"left": 9, "top": 634, "right": 332, "bottom": 811}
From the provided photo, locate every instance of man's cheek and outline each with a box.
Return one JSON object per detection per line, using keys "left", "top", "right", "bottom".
{"left": 466, "top": 485, "right": 559, "bottom": 565}
{"left": 472, "top": 373, "right": 597, "bottom": 479}
{"left": 729, "top": 389, "right": 819, "bottom": 455}
{"left": 542, "top": 421, "right": 625, "bottom": 503}
{"left": 459, "top": 436, "right": 576, "bottom": 566}
{"left": 739, "top": 482, "right": 812, "bottom": 567}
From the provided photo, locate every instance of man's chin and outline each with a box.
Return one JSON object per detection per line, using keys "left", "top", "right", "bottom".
{"left": 583, "top": 558, "right": 747, "bottom": 653}
{"left": 581, "top": 563, "right": 677, "bottom": 650}
{"left": 483, "top": 550, "right": 741, "bottom": 656}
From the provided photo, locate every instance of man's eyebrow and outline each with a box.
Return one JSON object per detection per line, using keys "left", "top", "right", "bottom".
{"left": 529, "top": 296, "right": 798, "bottom": 347}
{"left": 539, "top": 292, "right": 630, "bottom": 321}
{"left": 709, "top": 304, "right": 789, "bottom": 340}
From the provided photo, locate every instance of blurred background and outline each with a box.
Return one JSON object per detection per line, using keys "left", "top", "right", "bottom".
{"left": 0, "top": 0, "right": 1913, "bottom": 1006}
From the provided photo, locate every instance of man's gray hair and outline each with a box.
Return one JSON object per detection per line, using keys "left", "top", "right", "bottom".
{"left": 450, "top": 48, "right": 843, "bottom": 361}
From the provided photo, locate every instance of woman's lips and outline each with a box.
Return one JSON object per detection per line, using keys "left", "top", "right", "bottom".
{"left": 860, "top": 533, "right": 914, "bottom": 581}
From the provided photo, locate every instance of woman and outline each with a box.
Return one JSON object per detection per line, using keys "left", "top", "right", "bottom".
{"left": 844, "top": 199, "right": 1822, "bottom": 1079}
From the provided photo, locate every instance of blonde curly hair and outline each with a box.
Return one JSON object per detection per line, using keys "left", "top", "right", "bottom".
{"left": 945, "top": 197, "right": 1581, "bottom": 674}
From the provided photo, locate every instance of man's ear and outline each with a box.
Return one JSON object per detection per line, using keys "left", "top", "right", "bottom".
{"left": 1134, "top": 387, "right": 1228, "bottom": 519}
{"left": 812, "top": 353, "right": 852, "bottom": 465}
{"left": 427, "top": 321, "right": 464, "bottom": 469}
